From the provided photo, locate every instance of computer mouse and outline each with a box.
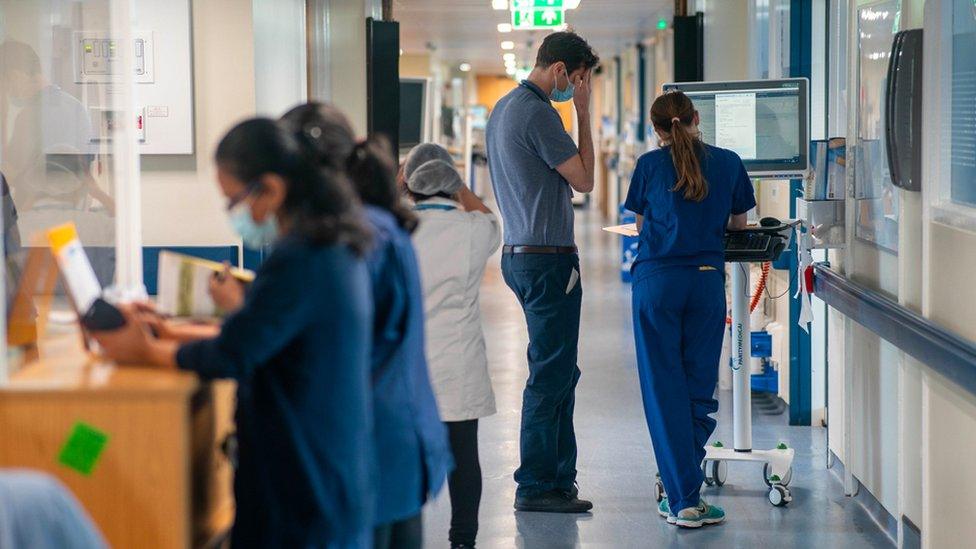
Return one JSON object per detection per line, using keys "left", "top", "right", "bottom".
{"left": 760, "top": 216, "right": 781, "bottom": 227}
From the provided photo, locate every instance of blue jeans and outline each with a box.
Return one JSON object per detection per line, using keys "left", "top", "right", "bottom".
{"left": 502, "top": 252, "right": 582, "bottom": 498}
{"left": 631, "top": 266, "right": 726, "bottom": 513}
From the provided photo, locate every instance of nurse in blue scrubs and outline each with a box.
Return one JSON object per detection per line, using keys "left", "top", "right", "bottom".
{"left": 281, "top": 103, "right": 452, "bottom": 549}
{"left": 625, "top": 92, "right": 756, "bottom": 528}
{"left": 93, "top": 118, "right": 375, "bottom": 548}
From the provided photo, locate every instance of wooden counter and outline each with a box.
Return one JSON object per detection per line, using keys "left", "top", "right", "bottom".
{"left": 0, "top": 329, "right": 235, "bottom": 548}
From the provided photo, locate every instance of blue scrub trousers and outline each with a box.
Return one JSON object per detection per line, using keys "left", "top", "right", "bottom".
{"left": 502, "top": 252, "right": 582, "bottom": 498}
{"left": 631, "top": 265, "right": 726, "bottom": 514}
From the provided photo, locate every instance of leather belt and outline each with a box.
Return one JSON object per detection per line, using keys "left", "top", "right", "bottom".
{"left": 502, "top": 245, "right": 578, "bottom": 255}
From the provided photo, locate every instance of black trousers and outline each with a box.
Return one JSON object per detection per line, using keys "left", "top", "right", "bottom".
{"left": 446, "top": 419, "right": 481, "bottom": 546}
{"left": 373, "top": 512, "right": 422, "bottom": 549}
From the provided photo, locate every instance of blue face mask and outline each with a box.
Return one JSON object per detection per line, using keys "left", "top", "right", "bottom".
{"left": 229, "top": 201, "right": 278, "bottom": 249}
{"left": 549, "top": 68, "right": 575, "bottom": 102}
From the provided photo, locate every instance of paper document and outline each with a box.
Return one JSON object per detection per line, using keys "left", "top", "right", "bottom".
{"left": 566, "top": 268, "right": 579, "bottom": 294}
{"left": 603, "top": 223, "right": 639, "bottom": 237}
{"left": 46, "top": 223, "right": 101, "bottom": 312}
{"left": 156, "top": 251, "right": 254, "bottom": 318}
{"left": 715, "top": 93, "right": 757, "bottom": 160}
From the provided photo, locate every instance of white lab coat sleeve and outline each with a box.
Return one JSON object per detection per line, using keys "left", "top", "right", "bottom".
{"left": 469, "top": 211, "right": 502, "bottom": 264}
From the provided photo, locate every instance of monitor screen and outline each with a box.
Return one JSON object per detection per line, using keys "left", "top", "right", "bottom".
{"left": 399, "top": 78, "right": 427, "bottom": 150}
{"left": 663, "top": 79, "right": 809, "bottom": 177}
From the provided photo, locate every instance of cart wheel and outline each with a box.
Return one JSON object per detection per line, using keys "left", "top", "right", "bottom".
{"left": 711, "top": 460, "right": 728, "bottom": 487}
{"left": 654, "top": 479, "right": 666, "bottom": 502}
{"left": 768, "top": 484, "right": 792, "bottom": 507}
{"left": 703, "top": 461, "right": 715, "bottom": 486}
{"left": 763, "top": 463, "right": 793, "bottom": 487}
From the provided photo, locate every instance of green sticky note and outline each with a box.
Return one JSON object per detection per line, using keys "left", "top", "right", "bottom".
{"left": 58, "top": 422, "right": 109, "bottom": 476}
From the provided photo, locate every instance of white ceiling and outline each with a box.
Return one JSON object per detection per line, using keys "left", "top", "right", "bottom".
{"left": 395, "top": 0, "right": 673, "bottom": 74}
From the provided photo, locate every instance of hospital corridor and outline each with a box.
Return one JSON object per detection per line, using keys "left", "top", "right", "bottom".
{"left": 0, "top": 1, "right": 974, "bottom": 548}
{"left": 421, "top": 209, "right": 892, "bottom": 548}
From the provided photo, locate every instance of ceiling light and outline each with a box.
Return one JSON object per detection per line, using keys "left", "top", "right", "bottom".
{"left": 564, "top": 0, "right": 581, "bottom": 8}
{"left": 492, "top": 0, "right": 508, "bottom": 10}
{"left": 500, "top": 40, "right": 515, "bottom": 50}
{"left": 505, "top": 61, "right": 517, "bottom": 69}
{"left": 503, "top": 52, "right": 516, "bottom": 61}
{"left": 497, "top": 23, "right": 512, "bottom": 33}
{"left": 459, "top": 63, "right": 472, "bottom": 72}
{"left": 506, "top": 66, "right": 516, "bottom": 75}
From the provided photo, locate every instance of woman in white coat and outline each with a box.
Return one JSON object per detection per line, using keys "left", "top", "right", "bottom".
{"left": 404, "top": 143, "right": 500, "bottom": 549}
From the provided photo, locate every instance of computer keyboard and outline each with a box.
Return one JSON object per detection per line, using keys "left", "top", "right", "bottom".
{"left": 724, "top": 232, "right": 772, "bottom": 252}
{"left": 724, "top": 225, "right": 794, "bottom": 263}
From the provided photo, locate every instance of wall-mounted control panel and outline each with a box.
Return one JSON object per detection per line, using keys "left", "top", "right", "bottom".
{"left": 74, "top": 32, "right": 155, "bottom": 84}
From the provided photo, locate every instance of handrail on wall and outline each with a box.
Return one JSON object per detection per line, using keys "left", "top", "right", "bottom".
{"left": 813, "top": 263, "right": 976, "bottom": 397}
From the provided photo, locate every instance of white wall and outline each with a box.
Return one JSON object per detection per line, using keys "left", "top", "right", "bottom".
{"left": 920, "top": 4, "right": 976, "bottom": 540}
{"left": 825, "top": 2, "right": 976, "bottom": 547}
{"left": 140, "top": 0, "right": 256, "bottom": 247}
{"left": 703, "top": 0, "right": 750, "bottom": 81}
{"left": 140, "top": 0, "right": 372, "bottom": 248}
{"left": 253, "top": 0, "right": 307, "bottom": 117}
{"left": 328, "top": 0, "right": 370, "bottom": 136}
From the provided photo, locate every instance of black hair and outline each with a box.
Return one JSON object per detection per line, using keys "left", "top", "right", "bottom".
{"left": 0, "top": 40, "right": 41, "bottom": 77}
{"left": 280, "top": 102, "right": 418, "bottom": 233}
{"left": 535, "top": 31, "right": 599, "bottom": 73}
{"left": 407, "top": 190, "right": 454, "bottom": 203}
{"left": 214, "top": 117, "right": 370, "bottom": 254}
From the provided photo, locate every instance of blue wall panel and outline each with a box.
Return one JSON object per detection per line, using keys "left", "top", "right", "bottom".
{"left": 143, "top": 246, "right": 239, "bottom": 295}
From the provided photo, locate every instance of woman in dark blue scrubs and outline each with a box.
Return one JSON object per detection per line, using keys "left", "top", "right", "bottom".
{"left": 281, "top": 103, "right": 452, "bottom": 549}
{"left": 93, "top": 118, "right": 376, "bottom": 548}
{"left": 625, "top": 92, "right": 756, "bottom": 528}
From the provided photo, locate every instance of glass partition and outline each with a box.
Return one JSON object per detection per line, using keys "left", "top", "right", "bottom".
{"left": 853, "top": 1, "right": 900, "bottom": 253}
{"left": 1, "top": 0, "right": 139, "bottom": 375}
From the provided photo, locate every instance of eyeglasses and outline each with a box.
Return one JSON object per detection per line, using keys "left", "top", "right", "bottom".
{"left": 226, "top": 184, "right": 257, "bottom": 212}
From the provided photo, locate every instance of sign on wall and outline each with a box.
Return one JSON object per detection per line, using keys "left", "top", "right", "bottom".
{"left": 511, "top": 7, "right": 564, "bottom": 29}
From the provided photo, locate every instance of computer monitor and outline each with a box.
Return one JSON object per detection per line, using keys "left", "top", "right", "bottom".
{"left": 399, "top": 78, "right": 430, "bottom": 151}
{"left": 663, "top": 78, "right": 809, "bottom": 178}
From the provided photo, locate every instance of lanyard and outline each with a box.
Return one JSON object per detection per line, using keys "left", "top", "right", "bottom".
{"left": 413, "top": 204, "right": 457, "bottom": 212}
{"left": 520, "top": 80, "right": 550, "bottom": 103}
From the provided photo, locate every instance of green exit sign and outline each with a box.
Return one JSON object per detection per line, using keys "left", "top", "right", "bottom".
{"left": 512, "top": 7, "right": 564, "bottom": 29}
{"left": 512, "top": 0, "right": 564, "bottom": 8}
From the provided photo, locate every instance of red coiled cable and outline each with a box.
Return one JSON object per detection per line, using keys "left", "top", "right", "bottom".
{"left": 726, "top": 261, "right": 771, "bottom": 325}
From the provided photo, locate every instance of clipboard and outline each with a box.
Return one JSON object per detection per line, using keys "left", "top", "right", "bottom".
{"left": 44, "top": 223, "right": 126, "bottom": 347}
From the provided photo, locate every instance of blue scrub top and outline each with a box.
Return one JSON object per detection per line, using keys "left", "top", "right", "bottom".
{"left": 176, "top": 236, "right": 374, "bottom": 547}
{"left": 364, "top": 206, "right": 453, "bottom": 525}
{"left": 625, "top": 143, "right": 757, "bottom": 275}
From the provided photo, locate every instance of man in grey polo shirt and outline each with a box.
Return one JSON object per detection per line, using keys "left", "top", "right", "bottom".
{"left": 486, "top": 31, "right": 598, "bottom": 514}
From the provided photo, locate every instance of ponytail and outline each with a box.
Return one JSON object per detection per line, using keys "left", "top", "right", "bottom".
{"left": 281, "top": 102, "right": 418, "bottom": 233}
{"left": 650, "top": 92, "right": 708, "bottom": 202}
{"left": 346, "top": 136, "right": 418, "bottom": 233}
